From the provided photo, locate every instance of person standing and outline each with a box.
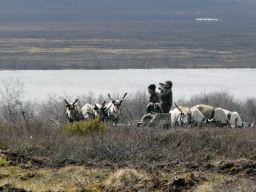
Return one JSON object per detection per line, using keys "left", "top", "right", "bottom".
{"left": 147, "top": 84, "right": 160, "bottom": 114}
{"left": 160, "top": 80, "right": 173, "bottom": 113}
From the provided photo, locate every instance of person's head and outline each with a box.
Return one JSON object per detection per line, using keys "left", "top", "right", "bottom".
{"left": 148, "top": 84, "right": 156, "bottom": 94}
{"left": 165, "top": 80, "right": 173, "bottom": 89}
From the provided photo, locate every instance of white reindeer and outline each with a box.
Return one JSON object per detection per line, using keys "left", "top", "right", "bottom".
{"left": 105, "top": 93, "right": 127, "bottom": 125}
{"left": 169, "top": 103, "right": 191, "bottom": 128}
{"left": 189, "top": 107, "right": 206, "bottom": 127}
{"left": 177, "top": 106, "right": 206, "bottom": 127}
{"left": 81, "top": 101, "right": 107, "bottom": 121}
{"left": 223, "top": 109, "right": 242, "bottom": 128}
{"left": 193, "top": 104, "right": 228, "bottom": 126}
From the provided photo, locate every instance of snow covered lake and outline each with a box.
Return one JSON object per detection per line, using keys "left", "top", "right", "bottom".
{"left": 0, "top": 69, "right": 255, "bottom": 101}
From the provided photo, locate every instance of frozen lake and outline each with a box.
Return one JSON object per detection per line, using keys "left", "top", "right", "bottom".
{"left": 0, "top": 69, "right": 255, "bottom": 101}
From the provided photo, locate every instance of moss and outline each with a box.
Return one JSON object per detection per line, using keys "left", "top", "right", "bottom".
{"left": 64, "top": 118, "right": 109, "bottom": 135}
{"left": 0, "top": 155, "right": 7, "bottom": 166}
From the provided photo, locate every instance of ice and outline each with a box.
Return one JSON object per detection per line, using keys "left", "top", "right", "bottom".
{"left": 0, "top": 69, "right": 255, "bottom": 101}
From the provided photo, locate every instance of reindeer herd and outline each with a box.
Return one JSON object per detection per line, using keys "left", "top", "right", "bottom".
{"left": 64, "top": 93, "right": 127, "bottom": 125}
{"left": 167, "top": 103, "right": 245, "bottom": 128}
{"left": 64, "top": 92, "right": 253, "bottom": 128}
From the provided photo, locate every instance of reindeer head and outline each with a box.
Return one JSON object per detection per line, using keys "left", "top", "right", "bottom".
{"left": 174, "top": 102, "right": 191, "bottom": 127}
{"left": 108, "top": 93, "right": 127, "bottom": 110}
{"left": 93, "top": 101, "right": 107, "bottom": 121}
{"left": 64, "top": 99, "right": 79, "bottom": 122}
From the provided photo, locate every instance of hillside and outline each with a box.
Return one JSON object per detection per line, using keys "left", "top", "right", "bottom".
{"left": 0, "top": 21, "right": 256, "bottom": 69}
{"left": 0, "top": 0, "right": 256, "bottom": 23}
{"left": 0, "top": 0, "right": 256, "bottom": 69}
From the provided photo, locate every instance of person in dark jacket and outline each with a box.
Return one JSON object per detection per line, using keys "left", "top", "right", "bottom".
{"left": 160, "top": 80, "right": 173, "bottom": 113}
{"left": 146, "top": 84, "right": 160, "bottom": 114}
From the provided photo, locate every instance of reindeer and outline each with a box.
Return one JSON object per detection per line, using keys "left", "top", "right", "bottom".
{"left": 177, "top": 106, "right": 206, "bottom": 127}
{"left": 222, "top": 109, "right": 242, "bottom": 128}
{"left": 105, "top": 93, "right": 127, "bottom": 125}
{"left": 64, "top": 99, "right": 83, "bottom": 123}
{"left": 81, "top": 101, "right": 107, "bottom": 121}
{"left": 169, "top": 102, "right": 191, "bottom": 128}
{"left": 193, "top": 104, "right": 228, "bottom": 127}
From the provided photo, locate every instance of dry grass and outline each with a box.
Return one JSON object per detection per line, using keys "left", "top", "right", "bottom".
{"left": 0, "top": 155, "right": 256, "bottom": 191}
{"left": 1, "top": 121, "right": 256, "bottom": 167}
{"left": 0, "top": 164, "right": 108, "bottom": 191}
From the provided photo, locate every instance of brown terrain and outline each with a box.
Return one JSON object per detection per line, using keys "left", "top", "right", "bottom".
{"left": 0, "top": 21, "right": 256, "bottom": 70}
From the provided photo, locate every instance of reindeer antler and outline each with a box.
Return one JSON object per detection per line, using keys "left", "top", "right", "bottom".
{"left": 123, "top": 93, "right": 127, "bottom": 99}
{"left": 101, "top": 101, "right": 107, "bottom": 110}
{"left": 72, "top": 99, "right": 79, "bottom": 105}
{"left": 108, "top": 94, "right": 113, "bottom": 100}
{"left": 64, "top": 99, "right": 70, "bottom": 106}
{"left": 174, "top": 102, "right": 183, "bottom": 113}
{"left": 101, "top": 101, "right": 106, "bottom": 108}
{"left": 120, "top": 93, "right": 128, "bottom": 102}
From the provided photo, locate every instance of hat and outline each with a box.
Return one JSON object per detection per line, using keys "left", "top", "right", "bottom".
{"left": 148, "top": 84, "right": 156, "bottom": 91}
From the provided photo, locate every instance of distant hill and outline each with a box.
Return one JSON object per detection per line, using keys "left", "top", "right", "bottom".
{"left": 0, "top": 0, "right": 256, "bottom": 23}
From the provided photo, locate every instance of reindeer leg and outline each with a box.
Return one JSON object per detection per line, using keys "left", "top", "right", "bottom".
{"left": 114, "top": 118, "right": 118, "bottom": 126}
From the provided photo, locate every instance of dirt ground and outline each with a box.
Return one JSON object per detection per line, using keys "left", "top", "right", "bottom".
{"left": 1, "top": 149, "right": 256, "bottom": 192}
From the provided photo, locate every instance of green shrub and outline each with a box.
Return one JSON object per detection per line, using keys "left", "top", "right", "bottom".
{"left": 0, "top": 155, "right": 7, "bottom": 166}
{"left": 64, "top": 118, "right": 109, "bottom": 135}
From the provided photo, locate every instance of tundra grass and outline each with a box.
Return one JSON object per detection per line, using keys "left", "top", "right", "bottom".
{"left": 1, "top": 158, "right": 256, "bottom": 191}
{"left": 1, "top": 125, "right": 256, "bottom": 191}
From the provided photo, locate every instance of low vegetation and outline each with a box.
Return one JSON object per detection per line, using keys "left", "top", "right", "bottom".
{"left": 0, "top": 125, "right": 256, "bottom": 191}
{"left": 0, "top": 82, "right": 255, "bottom": 191}
{"left": 64, "top": 119, "right": 109, "bottom": 135}
{"left": 0, "top": 22, "right": 256, "bottom": 69}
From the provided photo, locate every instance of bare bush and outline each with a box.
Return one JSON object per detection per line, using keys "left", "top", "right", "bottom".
{"left": 0, "top": 80, "right": 256, "bottom": 167}
{"left": 0, "top": 79, "right": 25, "bottom": 123}
{"left": 1, "top": 119, "right": 256, "bottom": 168}
{"left": 1, "top": 79, "right": 254, "bottom": 125}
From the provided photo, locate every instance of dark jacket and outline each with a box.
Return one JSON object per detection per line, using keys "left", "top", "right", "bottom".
{"left": 160, "top": 88, "right": 173, "bottom": 113}
{"left": 148, "top": 92, "right": 160, "bottom": 104}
